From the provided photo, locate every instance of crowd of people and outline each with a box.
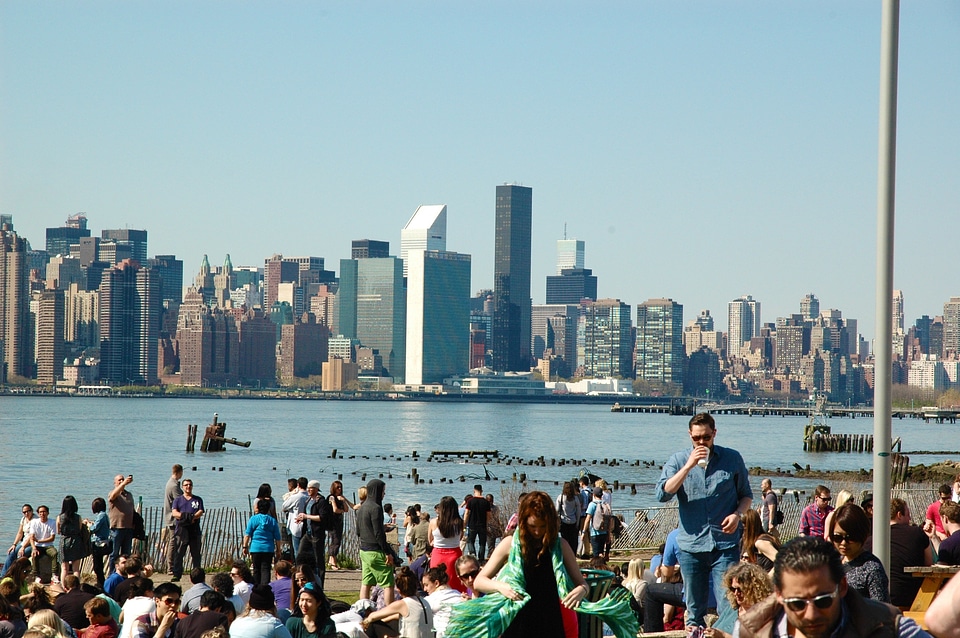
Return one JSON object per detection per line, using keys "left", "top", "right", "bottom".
{"left": 4, "top": 417, "right": 960, "bottom": 638}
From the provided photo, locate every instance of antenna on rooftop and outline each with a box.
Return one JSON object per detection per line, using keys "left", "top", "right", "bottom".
{"left": 563, "top": 223, "right": 567, "bottom": 240}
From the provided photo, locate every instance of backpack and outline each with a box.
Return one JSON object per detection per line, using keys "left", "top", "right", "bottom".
{"left": 133, "top": 510, "right": 147, "bottom": 541}
{"left": 79, "top": 521, "right": 93, "bottom": 555}
{"left": 592, "top": 502, "right": 612, "bottom": 532}
{"left": 310, "top": 494, "right": 337, "bottom": 533}
{"left": 773, "top": 508, "right": 785, "bottom": 526}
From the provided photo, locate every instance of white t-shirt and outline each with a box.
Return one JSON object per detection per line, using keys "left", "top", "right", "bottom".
{"left": 425, "top": 587, "right": 462, "bottom": 638}
{"left": 119, "top": 596, "right": 156, "bottom": 638}
{"left": 234, "top": 581, "right": 252, "bottom": 606}
{"left": 28, "top": 518, "right": 56, "bottom": 547}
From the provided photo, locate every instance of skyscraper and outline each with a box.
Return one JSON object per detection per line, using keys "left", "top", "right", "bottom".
{"left": 800, "top": 293, "right": 820, "bottom": 321}
{"left": 775, "top": 315, "right": 807, "bottom": 373}
{"left": 492, "top": 184, "right": 532, "bottom": 373}
{"left": 581, "top": 299, "right": 633, "bottom": 379}
{"left": 636, "top": 298, "right": 684, "bottom": 385}
{"left": 405, "top": 250, "right": 471, "bottom": 384}
{"left": 45, "top": 214, "right": 90, "bottom": 258}
{"left": 943, "top": 297, "right": 960, "bottom": 359}
{"left": 892, "top": 290, "right": 905, "bottom": 333}
{"left": 147, "top": 255, "right": 184, "bottom": 305}
{"left": 352, "top": 240, "right": 390, "bottom": 260}
{"left": 556, "top": 239, "right": 584, "bottom": 274}
{"left": 177, "top": 287, "right": 240, "bottom": 387}
{"left": 35, "top": 290, "right": 64, "bottom": 386}
{"left": 213, "top": 254, "right": 236, "bottom": 307}
{"left": 545, "top": 268, "right": 597, "bottom": 304}
{"left": 44, "top": 255, "right": 83, "bottom": 291}
{"left": 338, "top": 256, "right": 406, "bottom": 381}
{"left": 263, "top": 255, "right": 300, "bottom": 312}
{"left": 101, "top": 228, "right": 148, "bottom": 265}
{"left": 400, "top": 205, "right": 446, "bottom": 277}
{"left": 727, "top": 295, "right": 761, "bottom": 360}
{"left": 279, "top": 315, "right": 329, "bottom": 383}
{"left": 99, "top": 260, "right": 160, "bottom": 385}
{"left": 64, "top": 282, "right": 99, "bottom": 348}
{"left": 0, "top": 221, "right": 30, "bottom": 381}
{"left": 531, "top": 304, "right": 579, "bottom": 363}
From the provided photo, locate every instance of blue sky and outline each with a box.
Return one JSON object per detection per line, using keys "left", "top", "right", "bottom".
{"left": 2, "top": 1, "right": 958, "bottom": 341}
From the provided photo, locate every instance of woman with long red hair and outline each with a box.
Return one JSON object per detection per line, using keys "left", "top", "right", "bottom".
{"left": 475, "top": 491, "right": 585, "bottom": 636}
{"left": 446, "top": 491, "right": 636, "bottom": 638}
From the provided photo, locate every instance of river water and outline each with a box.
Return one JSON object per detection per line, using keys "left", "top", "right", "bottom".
{"left": 2, "top": 396, "right": 957, "bottom": 541}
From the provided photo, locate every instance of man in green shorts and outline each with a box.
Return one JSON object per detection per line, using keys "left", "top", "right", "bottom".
{"left": 357, "top": 479, "right": 395, "bottom": 605}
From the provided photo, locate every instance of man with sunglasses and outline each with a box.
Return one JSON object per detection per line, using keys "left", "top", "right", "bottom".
{"left": 923, "top": 484, "right": 952, "bottom": 542}
{"left": 657, "top": 412, "right": 753, "bottom": 632}
{"left": 2, "top": 504, "right": 34, "bottom": 576}
{"left": 799, "top": 486, "right": 833, "bottom": 538}
{"left": 132, "top": 582, "right": 183, "bottom": 638}
{"left": 736, "top": 536, "right": 930, "bottom": 638}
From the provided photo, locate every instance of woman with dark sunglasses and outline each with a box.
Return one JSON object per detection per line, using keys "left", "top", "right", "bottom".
{"left": 828, "top": 503, "right": 889, "bottom": 603}
{"left": 454, "top": 556, "right": 481, "bottom": 600}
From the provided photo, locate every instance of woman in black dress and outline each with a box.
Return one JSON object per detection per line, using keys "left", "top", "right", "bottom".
{"left": 473, "top": 491, "right": 589, "bottom": 637}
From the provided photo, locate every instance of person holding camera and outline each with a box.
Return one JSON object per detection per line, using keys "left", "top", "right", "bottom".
{"left": 108, "top": 474, "right": 136, "bottom": 574}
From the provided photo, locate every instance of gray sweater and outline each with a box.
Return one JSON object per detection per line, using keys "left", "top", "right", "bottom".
{"left": 356, "top": 479, "right": 389, "bottom": 553}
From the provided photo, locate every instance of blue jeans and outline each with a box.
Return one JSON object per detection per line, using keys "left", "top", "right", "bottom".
{"left": 677, "top": 545, "right": 738, "bottom": 627}
{"left": 589, "top": 533, "right": 607, "bottom": 558}
{"left": 2, "top": 543, "right": 32, "bottom": 576}
{"left": 466, "top": 527, "right": 488, "bottom": 561}
{"left": 109, "top": 528, "right": 134, "bottom": 574}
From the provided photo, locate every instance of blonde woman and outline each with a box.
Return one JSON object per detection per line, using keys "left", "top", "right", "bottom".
{"left": 621, "top": 558, "right": 647, "bottom": 610}
{"left": 822, "top": 489, "right": 853, "bottom": 541}
{"left": 594, "top": 480, "right": 613, "bottom": 560}
{"left": 27, "top": 610, "right": 71, "bottom": 638}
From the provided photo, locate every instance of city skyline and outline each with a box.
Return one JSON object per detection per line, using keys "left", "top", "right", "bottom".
{"left": 3, "top": 2, "right": 958, "bottom": 342}
{"left": 18, "top": 209, "right": 960, "bottom": 342}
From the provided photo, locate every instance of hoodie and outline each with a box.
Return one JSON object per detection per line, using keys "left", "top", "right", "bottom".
{"left": 357, "top": 479, "right": 389, "bottom": 553}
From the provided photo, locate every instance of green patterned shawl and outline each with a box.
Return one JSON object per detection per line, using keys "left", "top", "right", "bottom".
{"left": 445, "top": 532, "right": 638, "bottom": 638}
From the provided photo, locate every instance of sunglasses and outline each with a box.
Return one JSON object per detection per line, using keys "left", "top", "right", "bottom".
{"left": 162, "top": 598, "right": 181, "bottom": 606}
{"left": 729, "top": 586, "right": 743, "bottom": 595}
{"left": 691, "top": 435, "right": 713, "bottom": 443}
{"left": 830, "top": 533, "right": 857, "bottom": 544}
{"left": 782, "top": 588, "right": 838, "bottom": 612}
{"left": 818, "top": 496, "right": 832, "bottom": 502}
{"left": 458, "top": 570, "right": 480, "bottom": 580}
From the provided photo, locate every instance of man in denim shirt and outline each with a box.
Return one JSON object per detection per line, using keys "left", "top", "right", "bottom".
{"left": 657, "top": 412, "right": 753, "bottom": 630}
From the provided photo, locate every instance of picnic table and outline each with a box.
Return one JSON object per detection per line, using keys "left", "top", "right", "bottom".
{"left": 903, "top": 564, "right": 960, "bottom": 628}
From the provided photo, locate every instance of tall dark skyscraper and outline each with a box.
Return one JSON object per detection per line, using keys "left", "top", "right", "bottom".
{"left": 101, "top": 228, "right": 148, "bottom": 265}
{"left": 352, "top": 239, "right": 390, "bottom": 260}
{"left": 46, "top": 213, "right": 91, "bottom": 258}
{"left": 492, "top": 184, "right": 532, "bottom": 372}
{"left": 146, "top": 255, "right": 184, "bottom": 304}
{"left": 99, "top": 260, "right": 160, "bottom": 385}
{"left": 545, "top": 268, "right": 597, "bottom": 304}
